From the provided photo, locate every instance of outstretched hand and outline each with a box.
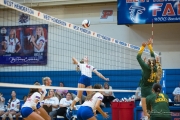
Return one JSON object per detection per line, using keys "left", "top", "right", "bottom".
{"left": 102, "top": 112, "right": 109, "bottom": 119}
{"left": 142, "top": 42, "right": 146, "bottom": 47}
{"left": 105, "top": 78, "right": 109, "bottom": 81}
{"left": 147, "top": 38, "right": 153, "bottom": 45}
{"left": 156, "top": 56, "right": 160, "bottom": 63}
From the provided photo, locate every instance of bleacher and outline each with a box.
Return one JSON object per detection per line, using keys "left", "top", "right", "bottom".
{"left": 0, "top": 69, "right": 179, "bottom": 120}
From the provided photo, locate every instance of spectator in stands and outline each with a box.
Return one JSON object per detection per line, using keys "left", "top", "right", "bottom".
{"left": 135, "top": 87, "right": 141, "bottom": 100}
{"left": 173, "top": 82, "right": 180, "bottom": 102}
{"left": 55, "top": 82, "right": 68, "bottom": 98}
{"left": 43, "top": 89, "right": 59, "bottom": 114}
{"left": 16, "top": 95, "right": 27, "bottom": 120}
{"left": 49, "top": 92, "right": 72, "bottom": 120}
{"left": 72, "top": 91, "right": 87, "bottom": 105}
{"left": 0, "top": 92, "right": 5, "bottom": 116}
{"left": 1, "top": 91, "right": 20, "bottom": 120}
{"left": 102, "top": 82, "right": 115, "bottom": 106}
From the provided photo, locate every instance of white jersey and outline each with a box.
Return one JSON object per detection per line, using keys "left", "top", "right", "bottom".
{"left": 173, "top": 87, "right": 180, "bottom": 95}
{"left": 78, "top": 62, "right": 96, "bottom": 78}
{"left": 22, "top": 92, "right": 41, "bottom": 109}
{"left": 104, "top": 86, "right": 115, "bottom": 97}
{"left": 34, "top": 36, "right": 45, "bottom": 52}
{"left": 44, "top": 97, "right": 59, "bottom": 111}
{"left": 5, "top": 36, "right": 20, "bottom": 53}
{"left": 82, "top": 92, "right": 103, "bottom": 110}
{"left": 60, "top": 98, "right": 72, "bottom": 107}
{"left": 8, "top": 98, "right": 20, "bottom": 111}
{"left": 0, "top": 97, "right": 5, "bottom": 111}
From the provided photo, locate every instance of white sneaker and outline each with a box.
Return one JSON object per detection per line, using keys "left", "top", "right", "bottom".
{"left": 141, "top": 116, "right": 148, "bottom": 120}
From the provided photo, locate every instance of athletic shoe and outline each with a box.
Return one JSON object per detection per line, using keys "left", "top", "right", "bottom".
{"left": 66, "top": 108, "right": 73, "bottom": 120}
{"left": 140, "top": 116, "right": 149, "bottom": 120}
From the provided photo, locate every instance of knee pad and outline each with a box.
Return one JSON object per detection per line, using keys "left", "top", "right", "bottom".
{"left": 1, "top": 114, "right": 6, "bottom": 119}
{"left": 8, "top": 114, "right": 13, "bottom": 119}
{"left": 74, "top": 97, "right": 80, "bottom": 102}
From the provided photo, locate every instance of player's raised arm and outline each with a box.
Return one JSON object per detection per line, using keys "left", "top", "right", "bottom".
{"left": 136, "top": 42, "right": 149, "bottom": 70}
{"left": 147, "top": 38, "right": 155, "bottom": 58}
{"left": 72, "top": 57, "right": 78, "bottom": 64}
{"left": 93, "top": 69, "right": 109, "bottom": 81}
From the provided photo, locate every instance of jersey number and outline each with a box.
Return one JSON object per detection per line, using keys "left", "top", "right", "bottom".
{"left": 86, "top": 65, "right": 90, "bottom": 69}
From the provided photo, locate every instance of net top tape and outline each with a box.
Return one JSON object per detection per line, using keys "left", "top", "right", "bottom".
{"left": 0, "top": 83, "right": 139, "bottom": 92}
{"left": 0, "top": 0, "right": 159, "bottom": 56}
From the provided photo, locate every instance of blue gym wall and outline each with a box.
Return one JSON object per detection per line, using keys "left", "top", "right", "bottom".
{"left": 0, "top": 69, "right": 179, "bottom": 104}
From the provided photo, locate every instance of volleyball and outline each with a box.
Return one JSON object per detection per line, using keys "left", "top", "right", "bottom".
{"left": 82, "top": 19, "right": 90, "bottom": 28}
{"left": 1, "top": 27, "right": 7, "bottom": 34}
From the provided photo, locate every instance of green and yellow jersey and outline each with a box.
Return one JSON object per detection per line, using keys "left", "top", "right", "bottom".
{"left": 146, "top": 93, "right": 171, "bottom": 120}
{"left": 137, "top": 44, "right": 158, "bottom": 97}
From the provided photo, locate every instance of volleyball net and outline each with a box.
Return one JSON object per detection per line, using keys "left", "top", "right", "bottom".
{"left": 0, "top": 0, "right": 159, "bottom": 100}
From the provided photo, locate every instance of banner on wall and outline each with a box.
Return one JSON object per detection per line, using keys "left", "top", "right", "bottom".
{"left": 117, "top": 0, "right": 180, "bottom": 24}
{"left": 0, "top": 24, "right": 48, "bottom": 65}
{"left": 100, "top": 9, "right": 114, "bottom": 22}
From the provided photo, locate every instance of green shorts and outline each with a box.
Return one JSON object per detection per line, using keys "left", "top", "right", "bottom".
{"left": 141, "top": 86, "right": 153, "bottom": 98}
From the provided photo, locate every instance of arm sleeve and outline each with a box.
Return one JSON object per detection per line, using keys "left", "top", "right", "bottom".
{"left": 173, "top": 88, "right": 177, "bottom": 95}
{"left": 147, "top": 44, "right": 155, "bottom": 58}
{"left": 97, "top": 93, "right": 104, "bottom": 101}
{"left": 60, "top": 98, "right": 64, "bottom": 105}
{"left": 55, "top": 97, "right": 59, "bottom": 105}
{"left": 91, "top": 65, "right": 96, "bottom": 71}
{"left": 136, "top": 46, "right": 149, "bottom": 70}
{"left": 15, "top": 38, "right": 20, "bottom": 44}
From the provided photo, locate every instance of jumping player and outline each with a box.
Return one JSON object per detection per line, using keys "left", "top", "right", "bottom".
{"left": 66, "top": 56, "right": 109, "bottom": 119}
{"left": 21, "top": 83, "right": 44, "bottom": 120}
{"left": 137, "top": 38, "right": 162, "bottom": 120}
{"left": 146, "top": 83, "right": 171, "bottom": 120}
{"left": 77, "top": 84, "right": 109, "bottom": 120}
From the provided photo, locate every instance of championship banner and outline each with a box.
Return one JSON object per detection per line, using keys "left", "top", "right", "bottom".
{"left": 0, "top": 24, "right": 48, "bottom": 65}
{"left": 117, "top": 0, "right": 180, "bottom": 24}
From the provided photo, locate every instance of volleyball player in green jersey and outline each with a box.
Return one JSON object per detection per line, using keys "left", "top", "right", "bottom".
{"left": 146, "top": 83, "right": 171, "bottom": 120}
{"left": 137, "top": 38, "right": 160, "bottom": 119}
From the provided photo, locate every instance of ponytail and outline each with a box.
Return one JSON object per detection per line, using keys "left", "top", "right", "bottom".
{"left": 156, "top": 62, "right": 162, "bottom": 83}
{"left": 152, "top": 83, "right": 162, "bottom": 99}
{"left": 85, "top": 84, "right": 102, "bottom": 101}
{"left": 148, "top": 58, "right": 156, "bottom": 80}
{"left": 28, "top": 82, "right": 40, "bottom": 97}
{"left": 156, "top": 88, "right": 161, "bottom": 99}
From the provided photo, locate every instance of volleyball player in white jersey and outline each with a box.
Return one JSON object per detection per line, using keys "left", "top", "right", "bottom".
{"left": 31, "top": 26, "right": 46, "bottom": 53}
{"left": 21, "top": 83, "right": 44, "bottom": 120}
{"left": 66, "top": 56, "right": 109, "bottom": 119}
{"left": 77, "top": 84, "right": 108, "bottom": 120}
{"left": 35, "top": 77, "right": 52, "bottom": 120}
{"left": 1, "top": 29, "right": 21, "bottom": 55}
